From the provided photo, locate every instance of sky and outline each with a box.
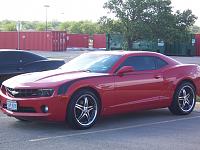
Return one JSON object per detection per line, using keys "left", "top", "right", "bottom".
{"left": 0, "top": 0, "right": 200, "bottom": 25}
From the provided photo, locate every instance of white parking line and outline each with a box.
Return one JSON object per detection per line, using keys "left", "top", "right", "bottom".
{"left": 29, "top": 115, "right": 200, "bottom": 142}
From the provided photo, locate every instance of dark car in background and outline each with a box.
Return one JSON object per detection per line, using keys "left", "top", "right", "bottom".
{"left": 0, "top": 50, "right": 65, "bottom": 84}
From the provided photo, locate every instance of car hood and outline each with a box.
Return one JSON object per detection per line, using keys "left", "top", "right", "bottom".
{"left": 3, "top": 69, "right": 108, "bottom": 89}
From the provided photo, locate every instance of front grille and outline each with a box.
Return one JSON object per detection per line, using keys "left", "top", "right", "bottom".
{"left": 3, "top": 104, "right": 36, "bottom": 113}
{"left": 6, "top": 87, "right": 42, "bottom": 98}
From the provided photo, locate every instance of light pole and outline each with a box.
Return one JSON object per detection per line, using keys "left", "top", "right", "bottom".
{"left": 16, "top": 21, "right": 21, "bottom": 50}
{"left": 44, "top": 5, "right": 50, "bottom": 31}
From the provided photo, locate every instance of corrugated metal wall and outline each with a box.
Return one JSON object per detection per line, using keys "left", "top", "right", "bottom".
{"left": 93, "top": 34, "right": 106, "bottom": 48}
{"left": 106, "top": 34, "right": 124, "bottom": 50}
{"left": 67, "top": 34, "right": 89, "bottom": 48}
{"left": 165, "top": 35, "right": 196, "bottom": 56}
{"left": 0, "top": 32, "right": 18, "bottom": 49}
{"left": 0, "top": 31, "right": 67, "bottom": 51}
{"left": 1, "top": 32, "right": 200, "bottom": 56}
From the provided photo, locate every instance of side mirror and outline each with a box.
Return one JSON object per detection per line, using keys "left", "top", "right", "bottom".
{"left": 116, "top": 66, "right": 134, "bottom": 76}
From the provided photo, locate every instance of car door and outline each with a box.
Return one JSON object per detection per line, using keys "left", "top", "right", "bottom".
{"left": 111, "top": 55, "right": 166, "bottom": 113}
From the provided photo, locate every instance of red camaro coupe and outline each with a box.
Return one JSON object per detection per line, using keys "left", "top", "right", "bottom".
{"left": 0, "top": 51, "right": 200, "bottom": 129}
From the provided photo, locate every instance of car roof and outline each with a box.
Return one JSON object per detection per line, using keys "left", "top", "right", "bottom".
{"left": 88, "top": 50, "right": 181, "bottom": 65}
{"left": 88, "top": 50, "right": 162, "bottom": 56}
{"left": 0, "top": 49, "right": 45, "bottom": 58}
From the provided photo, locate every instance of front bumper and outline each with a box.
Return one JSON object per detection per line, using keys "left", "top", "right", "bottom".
{"left": 0, "top": 90, "right": 69, "bottom": 122}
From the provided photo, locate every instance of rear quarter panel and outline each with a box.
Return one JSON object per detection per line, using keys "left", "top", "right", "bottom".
{"left": 163, "top": 64, "right": 200, "bottom": 103}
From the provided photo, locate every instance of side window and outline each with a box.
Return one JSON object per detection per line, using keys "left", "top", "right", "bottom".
{"left": 118, "top": 56, "right": 156, "bottom": 71}
{"left": 155, "top": 57, "right": 168, "bottom": 69}
{"left": 0, "top": 52, "right": 20, "bottom": 66}
{"left": 20, "top": 52, "right": 46, "bottom": 64}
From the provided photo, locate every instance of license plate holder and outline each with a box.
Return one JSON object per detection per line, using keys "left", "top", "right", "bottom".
{"left": 7, "top": 100, "right": 17, "bottom": 111}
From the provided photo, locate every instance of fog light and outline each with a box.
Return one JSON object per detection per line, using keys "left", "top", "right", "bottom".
{"left": 41, "top": 105, "right": 48, "bottom": 113}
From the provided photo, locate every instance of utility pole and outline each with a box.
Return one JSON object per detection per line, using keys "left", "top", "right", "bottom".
{"left": 16, "top": 21, "right": 21, "bottom": 50}
{"left": 44, "top": 5, "right": 50, "bottom": 31}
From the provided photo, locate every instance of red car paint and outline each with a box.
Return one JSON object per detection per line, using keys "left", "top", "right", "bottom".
{"left": 0, "top": 51, "right": 200, "bottom": 122}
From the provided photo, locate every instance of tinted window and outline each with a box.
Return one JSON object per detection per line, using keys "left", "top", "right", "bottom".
{"left": 0, "top": 51, "right": 20, "bottom": 65}
{"left": 118, "top": 56, "right": 156, "bottom": 71}
{"left": 20, "top": 52, "right": 46, "bottom": 63}
{"left": 155, "top": 57, "right": 168, "bottom": 69}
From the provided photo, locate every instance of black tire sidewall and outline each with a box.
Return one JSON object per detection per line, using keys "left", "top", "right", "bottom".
{"left": 172, "top": 82, "right": 196, "bottom": 115}
{"left": 67, "top": 89, "right": 100, "bottom": 129}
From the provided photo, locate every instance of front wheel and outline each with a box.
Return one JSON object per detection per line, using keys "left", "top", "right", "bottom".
{"left": 169, "top": 82, "right": 196, "bottom": 115}
{"left": 67, "top": 89, "right": 100, "bottom": 129}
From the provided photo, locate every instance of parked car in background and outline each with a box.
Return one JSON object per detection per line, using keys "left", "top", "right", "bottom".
{"left": 0, "top": 50, "right": 65, "bottom": 84}
{"left": 0, "top": 51, "right": 200, "bottom": 129}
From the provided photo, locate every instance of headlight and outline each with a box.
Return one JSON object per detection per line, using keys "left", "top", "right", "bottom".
{"left": 37, "top": 89, "right": 54, "bottom": 97}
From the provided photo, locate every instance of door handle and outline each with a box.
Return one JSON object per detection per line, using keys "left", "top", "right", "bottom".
{"left": 154, "top": 75, "right": 162, "bottom": 79}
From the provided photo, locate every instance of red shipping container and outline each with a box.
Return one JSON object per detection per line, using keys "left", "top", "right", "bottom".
{"left": 0, "top": 32, "right": 18, "bottom": 49}
{"left": 195, "top": 34, "right": 200, "bottom": 56}
{"left": 93, "top": 34, "right": 106, "bottom": 48}
{"left": 67, "top": 34, "right": 89, "bottom": 48}
{"left": 0, "top": 31, "right": 67, "bottom": 51}
{"left": 51, "top": 31, "right": 67, "bottom": 51}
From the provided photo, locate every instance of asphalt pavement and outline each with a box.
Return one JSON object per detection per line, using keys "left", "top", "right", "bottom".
{"left": 1, "top": 50, "right": 200, "bottom": 150}
{"left": 0, "top": 108, "right": 200, "bottom": 150}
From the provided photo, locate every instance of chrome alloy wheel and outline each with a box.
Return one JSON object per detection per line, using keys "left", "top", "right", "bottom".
{"left": 74, "top": 94, "right": 98, "bottom": 126}
{"left": 178, "top": 85, "right": 195, "bottom": 112}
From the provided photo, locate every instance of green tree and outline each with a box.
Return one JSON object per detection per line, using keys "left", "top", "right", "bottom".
{"left": 59, "top": 21, "right": 71, "bottom": 31}
{"left": 0, "top": 20, "right": 17, "bottom": 31}
{"left": 59, "top": 21, "right": 101, "bottom": 34}
{"left": 190, "top": 25, "right": 200, "bottom": 34}
{"left": 102, "top": 0, "right": 197, "bottom": 49}
{"left": 35, "top": 23, "right": 46, "bottom": 31}
{"left": 51, "top": 20, "right": 60, "bottom": 30}
{"left": 5, "top": 23, "right": 17, "bottom": 31}
{"left": 79, "top": 21, "right": 100, "bottom": 35}
{"left": 21, "top": 21, "right": 37, "bottom": 30}
{"left": 98, "top": 16, "right": 122, "bottom": 33}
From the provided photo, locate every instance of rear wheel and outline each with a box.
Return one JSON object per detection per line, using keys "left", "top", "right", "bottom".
{"left": 67, "top": 89, "right": 100, "bottom": 129}
{"left": 169, "top": 82, "right": 196, "bottom": 115}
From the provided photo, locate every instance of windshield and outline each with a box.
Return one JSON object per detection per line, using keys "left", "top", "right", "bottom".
{"left": 60, "top": 53, "right": 122, "bottom": 73}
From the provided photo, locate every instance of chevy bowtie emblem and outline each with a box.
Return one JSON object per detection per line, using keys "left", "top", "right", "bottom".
{"left": 11, "top": 91, "right": 19, "bottom": 95}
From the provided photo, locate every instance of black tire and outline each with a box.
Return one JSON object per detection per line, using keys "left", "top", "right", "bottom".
{"left": 67, "top": 89, "right": 100, "bottom": 129}
{"left": 169, "top": 82, "right": 196, "bottom": 115}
